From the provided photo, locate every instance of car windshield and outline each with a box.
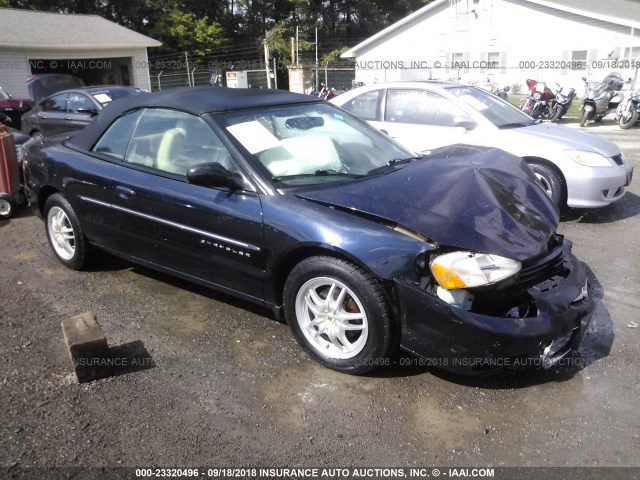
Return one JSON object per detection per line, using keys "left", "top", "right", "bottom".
{"left": 447, "top": 86, "right": 534, "bottom": 129}
{"left": 218, "top": 102, "right": 415, "bottom": 187}
{"left": 0, "top": 90, "right": 10, "bottom": 99}
{"left": 89, "top": 88, "right": 145, "bottom": 106}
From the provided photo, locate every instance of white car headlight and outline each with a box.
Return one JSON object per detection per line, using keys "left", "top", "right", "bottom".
{"left": 430, "top": 251, "right": 521, "bottom": 290}
{"left": 565, "top": 150, "right": 612, "bottom": 167}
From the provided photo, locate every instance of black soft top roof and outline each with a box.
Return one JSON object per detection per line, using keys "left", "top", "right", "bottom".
{"left": 69, "top": 86, "right": 323, "bottom": 150}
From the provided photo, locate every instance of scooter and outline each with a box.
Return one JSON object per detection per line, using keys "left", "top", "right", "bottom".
{"left": 580, "top": 72, "right": 625, "bottom": 127}
{"left": 616, "top": 88, "right": 640, "bottom": 129}
{"left": 521, "top": 79, "right": 555, "bottom": 119}
{"left": 549, "top": 85, "right": 576, "bottom": 122}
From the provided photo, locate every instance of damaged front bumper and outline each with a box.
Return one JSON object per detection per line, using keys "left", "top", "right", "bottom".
{"left": 396, "top": 240, "right": 594, "bottom": 373}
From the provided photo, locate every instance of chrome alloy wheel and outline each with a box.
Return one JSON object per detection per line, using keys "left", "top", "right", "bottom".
{"left": 47, "top": 206, "right": 76, "bottom": 260}
{"left": 0, "top": 198, "right": 11, "bottom": 216}
{"left": 295, "top": 277, "right": 368, "bottom": 359}
{"left": 534, "top": 172, "right": 553, "bottom": 198}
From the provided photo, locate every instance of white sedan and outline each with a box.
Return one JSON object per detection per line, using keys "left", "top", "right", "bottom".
{"left": 332, "top": 81, "right": 633, "bottom": 209}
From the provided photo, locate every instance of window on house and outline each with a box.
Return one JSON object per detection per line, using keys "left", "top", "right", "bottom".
{"left": 488, "top": 52, "right": 500, "bottom": 69}
{"left": 571, "top": 50, "right": 587, "bottom": 70}
{"left": 451, "top": 52, "right": 464, "bottom": 68}
{"left": 624, "top": 46, "right": 640, "bottom": 60}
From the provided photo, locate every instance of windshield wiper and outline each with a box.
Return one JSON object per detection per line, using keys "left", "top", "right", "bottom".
{"left": 366, "top": 156, "right": 422, "bottom": 176}
{"left": 272, "top": 170, "right": 363, "bottom": 181}
{"left": 498, "top": 121, "right": 534, "bottom": 129}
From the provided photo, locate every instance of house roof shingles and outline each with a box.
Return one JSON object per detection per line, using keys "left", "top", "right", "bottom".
{"left": 0, "top": 8, "right": 161, "bottom": 49}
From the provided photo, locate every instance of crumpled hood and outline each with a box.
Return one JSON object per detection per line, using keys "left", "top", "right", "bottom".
{"left": 509, "top": 122, "right": 620, "bottom": 157}
{"left": 296, "top": 145, "right": 559, "bottom": 261}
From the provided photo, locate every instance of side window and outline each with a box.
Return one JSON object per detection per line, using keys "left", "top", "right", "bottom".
{"left": 41, "top": 94, "right": 68, "bottom": 112}
{"left": 68, "top": 93, "right": 95, "bottom": 114}
{"left": 340, "top": 89, "right": 382, "bottom": 121}
{"left": 385, "top": 89, "right": 467, "bottom": 126}
{"left": 126, "top": 109, "right": 235, "bottom": 176}
{"left": 93, "top": 110, "right": 144, "bottom": 159}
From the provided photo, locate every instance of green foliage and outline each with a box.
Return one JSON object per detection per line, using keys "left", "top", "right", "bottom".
{"left": 511, "top": 83, "right": 522, "bottom": 95}
{"left": 152, "top": 8, "right": 228, "bottom": 56}
{"left": 321, "top": 47, "right": 349, "bottom": 64}
{"left": 7, "top": 0, "right": 435, "bottom": 61}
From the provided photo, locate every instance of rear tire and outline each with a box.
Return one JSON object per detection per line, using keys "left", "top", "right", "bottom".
{"left": 283, "top": 256, "right": 396, "bottom": 374}
{"left": 44, "top": 193, "right": 90, "bottom": 270}
{"left": 0, "top": 194, "right": 16, "bottom": 219}
{"left": 528, "top": 162, "right": 564, "bottom": 208}
{"left": 619, "top": 110, "right": 639, "bottom": 129}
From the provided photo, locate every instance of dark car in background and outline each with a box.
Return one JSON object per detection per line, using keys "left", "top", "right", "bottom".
{"left": 26, "top": 73, "right": 85, "bottom": 102}
{"left": 22, "top": 86, "right": 594, "bottom": 375}
{"left": 0, "top": 87, "right": 32, "bottom": 130}
{"left": 22, "top": 85, "right": 146, "bottom": 141}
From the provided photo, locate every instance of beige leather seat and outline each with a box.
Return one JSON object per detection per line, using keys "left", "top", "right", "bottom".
{"left": 156, "top": 128, "right": 185, "bottom": 174}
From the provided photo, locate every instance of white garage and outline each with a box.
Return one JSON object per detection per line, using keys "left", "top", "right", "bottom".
{"left": 0, "top": 8, "right": 161, "bottom": 97}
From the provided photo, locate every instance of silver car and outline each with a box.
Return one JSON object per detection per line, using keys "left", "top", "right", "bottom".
{"left": 331, "top": 81, "right": 633, "bottom": 209}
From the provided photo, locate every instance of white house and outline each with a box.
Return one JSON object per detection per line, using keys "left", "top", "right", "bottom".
{"left": 342, "top": 0, "right": 640, "bottom": 92}
{"left": 0, "top": 8, "right": 161, "bottom": 97}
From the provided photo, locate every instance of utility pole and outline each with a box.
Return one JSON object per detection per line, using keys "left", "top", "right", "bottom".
{"left": 295, "top": 26, "right": 299, "bottom": 66}
{"left": 273, "top": 57, "right": 278, "bottom": 89}
{"left": 263, "top": 39, "right": 271, "bottom": 89}
{"left": 290, "top": 37, "right": 295, "bottom": 66}
{"left": 315, "top": 27, "right": 319, "bottom": 90}
{"left": 184, "top": 52, "right": 191, "bottom": 87}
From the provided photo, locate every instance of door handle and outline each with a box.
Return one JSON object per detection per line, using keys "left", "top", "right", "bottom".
{"left": 39, "top": 114, "right": 47, "bottom": 119}
{"left": 65, "top": 117, "right": 72, "bottom": 121}
{"left": 115, "top": 186, "right": 136, "bottom": 199}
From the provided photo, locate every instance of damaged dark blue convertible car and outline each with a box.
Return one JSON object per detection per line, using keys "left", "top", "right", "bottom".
{"left": 22, "top": 86, "right": 594, "bottom": 374}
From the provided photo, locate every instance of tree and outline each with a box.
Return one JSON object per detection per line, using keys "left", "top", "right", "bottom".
{"left": 151, "top": 7, "right": 228, "bottom": 56}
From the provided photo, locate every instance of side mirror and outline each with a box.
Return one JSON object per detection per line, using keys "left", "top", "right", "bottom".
{"left": 453, "top": 115, "right": 477, "bottom": 130}
{"left": 187, "top": 162, "right": 244, "bottom": 190}
{"left": 77, "top": 107, "right": 99, "bottom": 116}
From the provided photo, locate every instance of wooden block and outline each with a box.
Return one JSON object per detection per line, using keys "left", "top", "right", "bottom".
{"left": 61, "top": 312, "right": 111, "bottom": 383}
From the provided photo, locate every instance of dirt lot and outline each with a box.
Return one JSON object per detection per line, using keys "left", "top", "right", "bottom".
{"left": 1, "top": 118, "right": 639, "bottom": 475}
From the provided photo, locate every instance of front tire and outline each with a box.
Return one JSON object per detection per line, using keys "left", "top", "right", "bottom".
{"left": 550, "top": 104, "right": 564, "bottom": 122}
{"left": 44, "top": 194, "right": 90, "bottom": 270}
{"left": 283, "top": 256, "right": 396, "bottom": 374}
{"left": 528, "top": 162, "right": 564, "bottom": 208}
{"left": 31, "top": 131, "right": 44, "bottom": 143}
{"left": 580, "top": 109, "right": 591, "bottom": 127}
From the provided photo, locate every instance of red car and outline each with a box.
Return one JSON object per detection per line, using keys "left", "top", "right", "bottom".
{"left": 0, "top": 87, "right": 32, "bottom": 130}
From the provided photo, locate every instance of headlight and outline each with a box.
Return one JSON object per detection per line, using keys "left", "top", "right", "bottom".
{"left": 430, "top": 251, "right": 521, "bottom": 289}
{"left": 565, "top": 150, "right": 612, "bottom": 167}
{"left": 532, "top": 92, "right": 541, "bottom": 100}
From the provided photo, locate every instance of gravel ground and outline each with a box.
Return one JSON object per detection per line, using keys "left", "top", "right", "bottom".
{"left": 1, "top": 118, "right": 639, "bottom": 477}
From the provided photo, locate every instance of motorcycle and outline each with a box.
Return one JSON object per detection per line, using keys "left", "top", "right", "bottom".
{"left": 580, "top": 72, "right": 625, "bottom": 127}
{"left": 616, "top": 88, "right": 640, "bottom": 129}
{"left": 548, "top": 85, "right": 576, "bottom": 122}
{"left": 496, "top": 85, "right": 510, "bottom": 100}
{"left": 521, "top": 79, "right": 555, "bottom": 119}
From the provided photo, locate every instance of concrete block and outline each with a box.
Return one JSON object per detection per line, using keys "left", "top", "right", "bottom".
{"left": 61, "top": 311, "right": 111, "bottom": 383}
